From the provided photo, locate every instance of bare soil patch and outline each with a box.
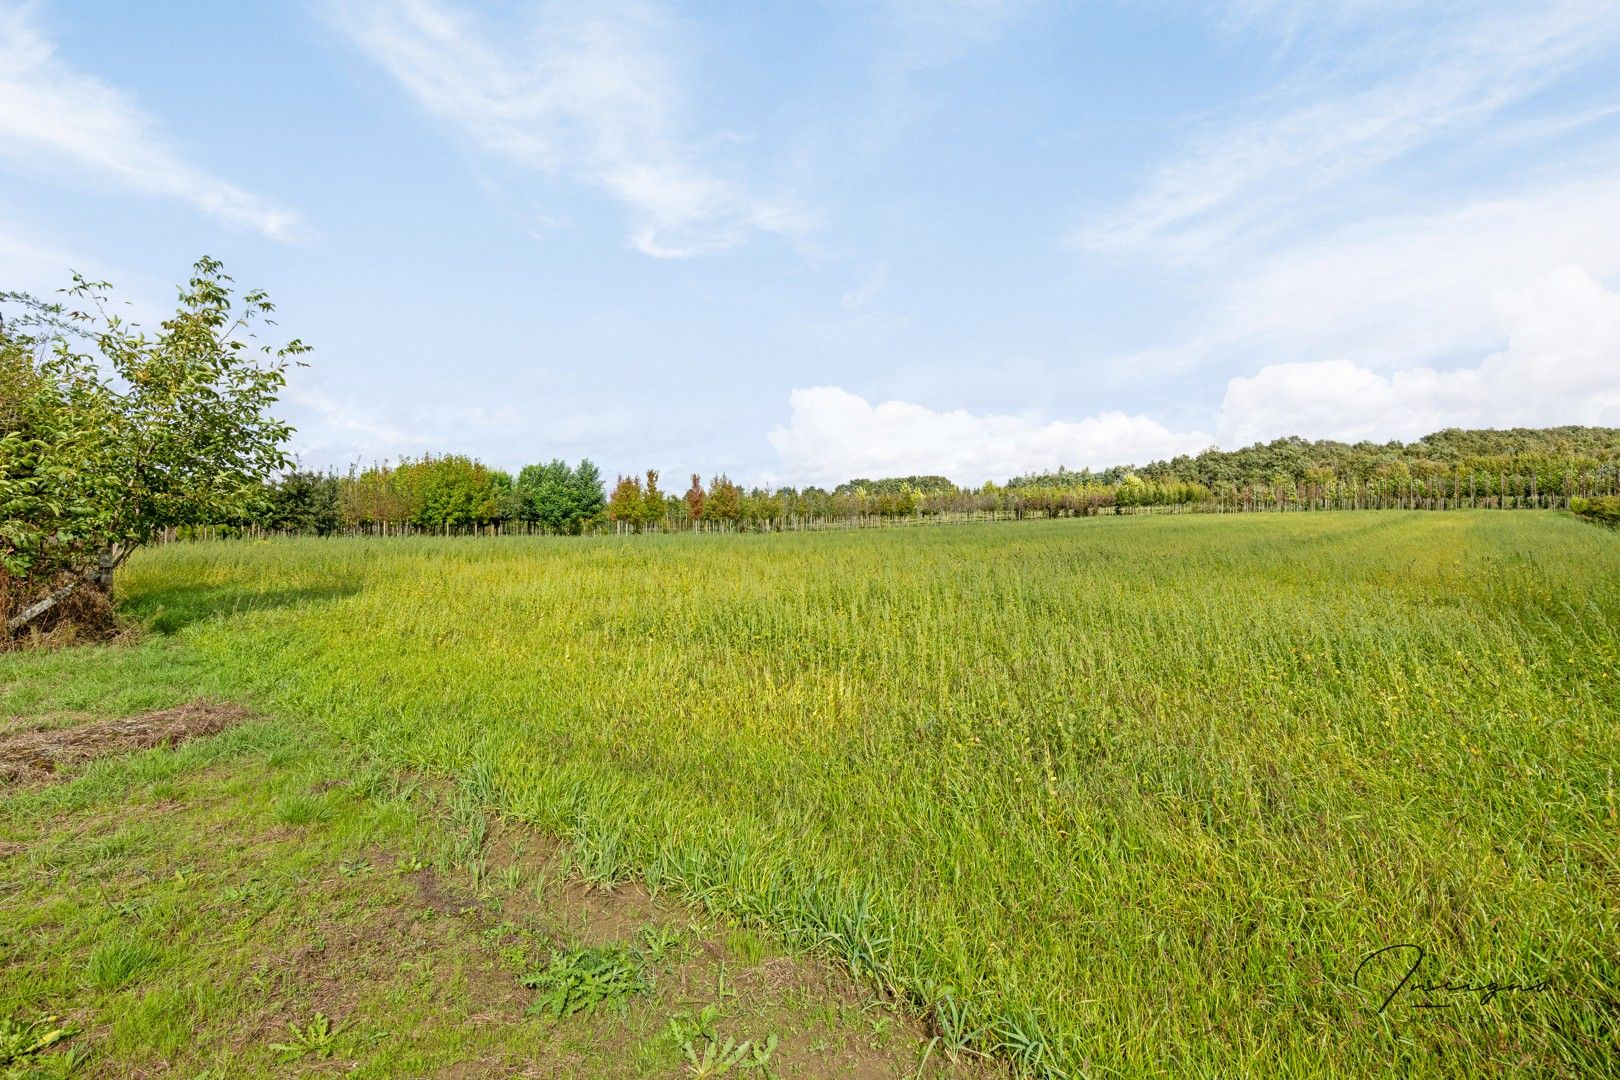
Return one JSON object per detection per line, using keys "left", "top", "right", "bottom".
{"left": 0, "top": 699, "right": 249, "bottom": 785}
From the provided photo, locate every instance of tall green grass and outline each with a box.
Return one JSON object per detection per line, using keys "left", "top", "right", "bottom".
{"left": 109, "top": 512, "right": 1618, "bottom": 1076}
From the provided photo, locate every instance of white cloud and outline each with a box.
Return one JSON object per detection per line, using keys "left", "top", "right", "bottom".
{"left": 1215, "top": 266, "right": 1620, "bottom": 445}
{"left": 767, "top": 265, "right": 1620, "bottom": 483}
{"left": 0, "top": 3, "right": 300, "bottom": 240}
{"left": 1077, "top": 2, "right": 1620, "bottom": 261}
{"left": 334, "top": 0, "right": 811, "bottom": 257}
{"left": 766, "top": 386, "right": 1211, "bottom": 486}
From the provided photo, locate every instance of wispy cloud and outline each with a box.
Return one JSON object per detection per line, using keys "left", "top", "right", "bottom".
{"left": 0, "top": 220, "right": 80, "bottom": 291}
{"left": 284, "top": 376, "right": 645, "bottom": 475}
{"left": 1213, "top": 0, "right": 1439, "bottom": 42}
{"left": 863, "top": 0, "right": 1031, "bottom": 138}
{"left": 0, "top": 3, "right": 301, "bottom": 241}
{"left": 333, "top": 0, "right": 811, "bottom": 257}
{"left": 1077, "top": 1, "right": 1620, "bottom": 261}
{"left": 875, "top": 0, "right": 1031, "bottom": 73}
{"left": 1206, "top": 160, "right": 1620, "bottom": 368}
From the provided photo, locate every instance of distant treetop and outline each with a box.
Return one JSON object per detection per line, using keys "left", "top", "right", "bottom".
{"left": 1067, "top": 425, "right": 1620, "bottom": 491}
{"left": 835, "top": 476, "right": 958, "bottom": 497}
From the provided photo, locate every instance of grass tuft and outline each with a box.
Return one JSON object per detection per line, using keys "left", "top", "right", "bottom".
{"left": 270, "top": 792, "right": 331, "bottom": 825}
{"left": 84, "top": 939, "right": 161, "bottom": 991}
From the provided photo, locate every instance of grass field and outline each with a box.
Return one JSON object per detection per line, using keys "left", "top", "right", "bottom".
{"left": 5, "top": 512, "right": 1619, "bottom": 1077}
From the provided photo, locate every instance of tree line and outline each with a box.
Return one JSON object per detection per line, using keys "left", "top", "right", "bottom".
{"left": 261, "top": 456, "right": 607, "bottom": 536}
{"left": 221, "top": 428, "right": 1620, "bottom": 540}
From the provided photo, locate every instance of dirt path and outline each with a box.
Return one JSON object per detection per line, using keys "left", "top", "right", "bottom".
{"left": 0, "top": 705, "right": 989, "bottom": 1078}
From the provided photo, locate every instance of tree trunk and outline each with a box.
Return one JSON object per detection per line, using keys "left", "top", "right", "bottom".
{"left": 6, "top": 547, "right": 127, "bottom": 636}
{"left": 6, "top": 580, "right": 82, "bottom": 634}
{"left": 90, "top": 549, "right": 117, "bottom": 594}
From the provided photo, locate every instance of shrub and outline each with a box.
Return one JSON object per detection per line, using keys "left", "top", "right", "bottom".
{"left": 1571, "top": 495, "right": 1620, "bottom": 526}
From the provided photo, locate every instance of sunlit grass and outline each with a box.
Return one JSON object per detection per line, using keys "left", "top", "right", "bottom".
{"left": 83, "top": 939, "right": 162, "bottom": 992}
{"left": 108, "top": 512, "right": 1620, "bottom": 1076}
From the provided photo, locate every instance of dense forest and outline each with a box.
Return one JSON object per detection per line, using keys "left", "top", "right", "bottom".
{"left": 215, "top": 426, "right": 1620, "bottom": 538}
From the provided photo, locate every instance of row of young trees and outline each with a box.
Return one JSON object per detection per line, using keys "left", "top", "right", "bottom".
{"left": 249, "top": 457, "right": 606, "bottom": 536}
{"left": 228, "top": 446, "right": 1620, "bottom": 541}
{"left": 231, "top": 465, "right": 1221, "bottom": 538}
{"left": 602, "top": 449, "right": 1620, "bottom": 532}
{"left": 10, "top": 260, "right": 1619, "bottom": 578}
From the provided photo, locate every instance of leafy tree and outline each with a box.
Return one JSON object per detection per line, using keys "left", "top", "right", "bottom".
{"left": 338, "top": 462, "right": 409, "bottom": 528}
{"left": 700, "top": 475, "right": 742, "bottom": 527}
{"left": 640, "top": 469, "right": 664, "bottom": 531}
{"left": 1, "top": 323, "right": 99, "bottom": 591}
{"left": 513, "top": 458, "right": 605, "bottom": 533}
{"left": 515, "top": 459, "right": 569, "bottom": 527}
{"left": 263, "top": 469, "right": 340, "bottom": 535}
{"left": 2, "top": 258, "right": 305, "bottom": 634}
{"left": 607, "top": 474, "right": 644, "bottom": 531}
{"left": 684, "top": 472, "right": 704, "bottom": 522}
{"left": 1115, "top": 474, "right": 1146, "bottom": 509}
{"left": 568, "top": 460, "right": 606, "bottom": 533}
{"left": 395, "top": 455, "right": 509, "bottom": 529}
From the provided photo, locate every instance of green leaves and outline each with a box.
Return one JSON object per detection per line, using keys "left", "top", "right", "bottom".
{"left": 268, "top": 1012, "right": 346, "bottom": 1063}
{"left": 264, "top": 470, "right": 341, "bottom": 535}
{"left": 1571, "top": 495, "right": 1620, "bottom": 525}
{"left": 0, "top": 1014, "right": 73, "bottom": 1067}
{"left": 337, "top": 454, "right": 549, "bottom": 533}
{"left": 518, "top": 943, "right": 651, "bottom": 1019}
{"left": 513, "top": 458, "right": 605, "bottom": 533}
{"left": 0, "top": 323, "right": 116, "bottom": 582}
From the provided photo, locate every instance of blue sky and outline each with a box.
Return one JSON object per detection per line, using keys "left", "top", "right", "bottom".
{"left": 4, "top": 1, "right": 1620, "bottom": 486}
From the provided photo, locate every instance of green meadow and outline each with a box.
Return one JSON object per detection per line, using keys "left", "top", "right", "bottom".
{"left": 5, "top": 511, "right": 1619, "bottom": 1077}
